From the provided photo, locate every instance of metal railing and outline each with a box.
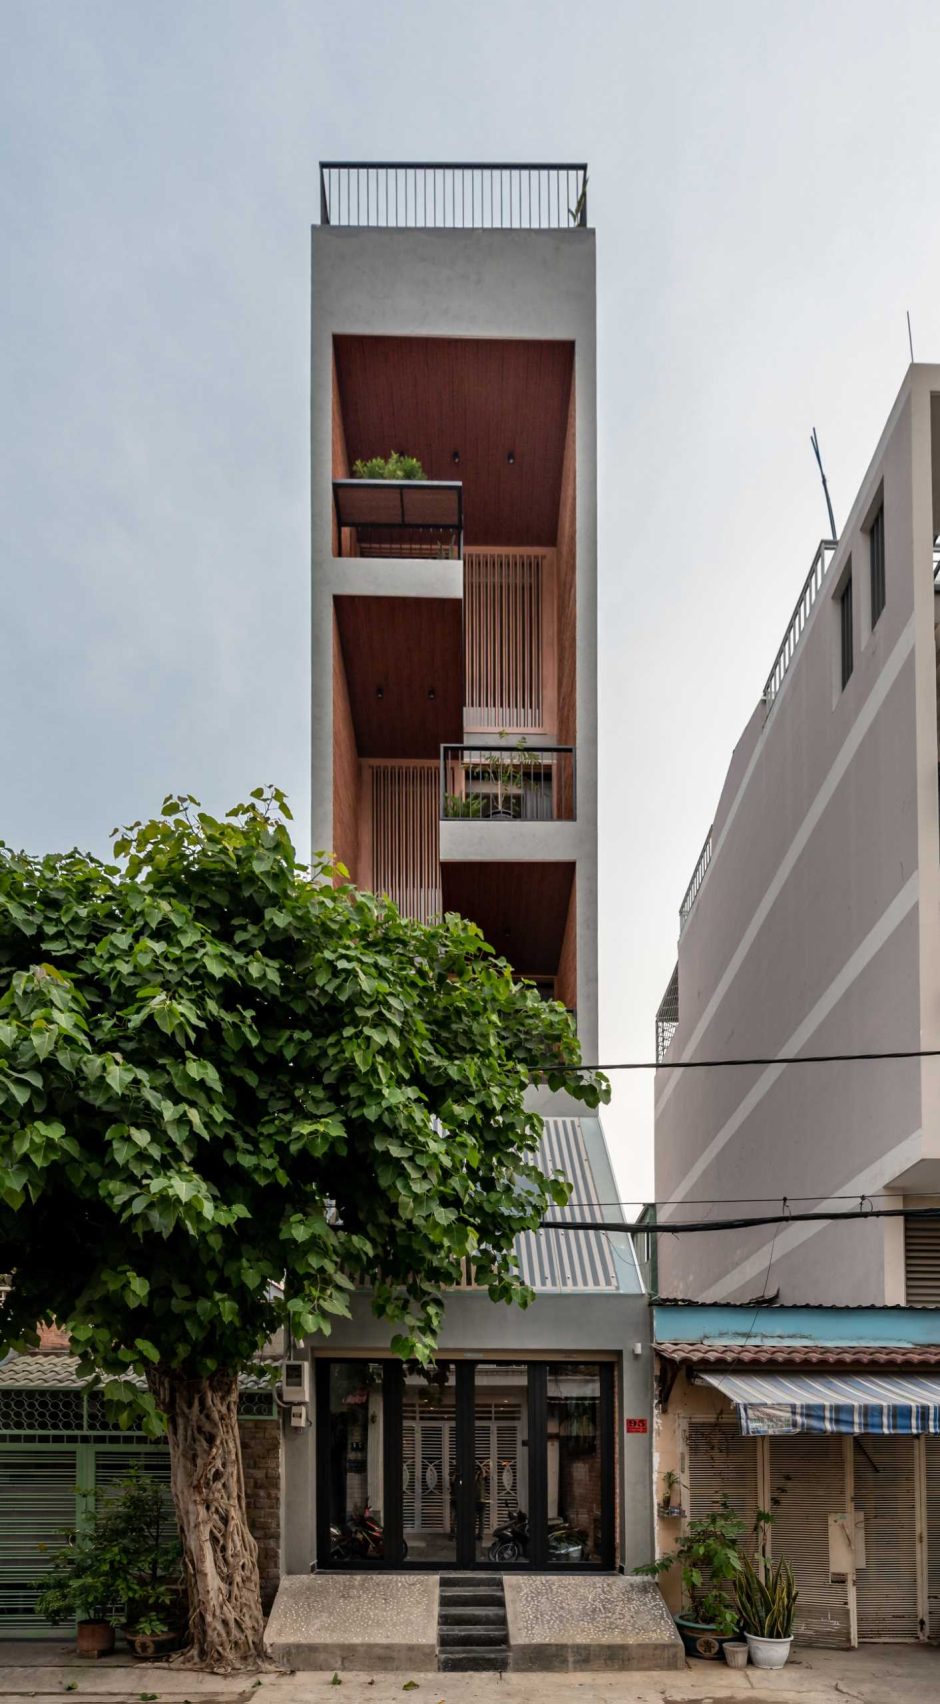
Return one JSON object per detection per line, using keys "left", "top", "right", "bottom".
{"left": 333, "top": 477, "right": 463, "bottom": 561}
{"left": 441, "top": 744, "right": 575, "bottom": 822}
{"left": 762, "top": 539, "right": 837, "bottom": 710}
{"left": 319, "top": 162, "right": 588, "bottom": 230}
{"left": 679, "top": 827, "right": 713, "bottom": 928}
{"left": 655, "top": 965, "right": 679, "bottom": 1064}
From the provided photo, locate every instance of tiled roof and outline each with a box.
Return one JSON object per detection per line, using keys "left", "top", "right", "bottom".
{"left": 656, "top": 1341, "right": 940, "bottom": 1368}
{"left": 0, "top": 1352, "right": 272, "bottom": 1392}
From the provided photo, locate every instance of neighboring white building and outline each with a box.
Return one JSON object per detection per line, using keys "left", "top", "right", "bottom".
{"left": 655, "top": 364, "right": 940, "bottom": 1306}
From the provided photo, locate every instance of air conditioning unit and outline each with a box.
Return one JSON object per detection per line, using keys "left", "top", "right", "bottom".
{"left": 282, "top": 1359, "right": 310, "bottom": 1404}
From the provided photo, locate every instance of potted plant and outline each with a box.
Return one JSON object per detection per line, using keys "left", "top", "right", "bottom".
{"left": 658, "top": 1469, "right": 686, "bottom": 1519}
{"left": 635, "top": 1496, "right": 745, "bottom": 1659}
{"left": 36, "top": 1470, "right": 185, "bottom": 1660}
{"left": 352, "top": 451, "right": 426, "bottom": 481}
{"left": 733, "top": 1551, "right": 798, "bottom": 1669}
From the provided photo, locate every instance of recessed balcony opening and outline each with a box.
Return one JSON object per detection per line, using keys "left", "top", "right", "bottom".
{"left": 440, "top": 862, "right": 577, "bottom": 1013}
{"left": 331, "top": 334, "right": 577, "bottom": 747}
{"left": 441, "top": 743, "right": 575, "bottom": 822}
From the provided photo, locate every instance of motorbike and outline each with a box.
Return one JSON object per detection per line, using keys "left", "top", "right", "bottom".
{"left": 487, "top": 1511, "right": 585, "bottom": 1563}
{"left": 328, "top": 1504, "right": 408, "bottom": 1562}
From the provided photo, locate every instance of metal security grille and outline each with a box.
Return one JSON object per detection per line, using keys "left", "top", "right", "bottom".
{"left": 0, "top": 1390, "right": 84, "bottom": 1432}
{"left": 0, "top": 1447, "right": 78, "bottom": 1637}
{"left": 370, "top": 763, "right": 441, "bottom": 924}
{"left": 401, "top": 1403, "right": 522, "bottom": 1538}
{"left": 464, "top": 550, "right": 547, "bottom": 730}
{"left": 655, "top": 965, "right": 679, "bottom": 1064}
{"left": 870, "top": 505, "right": 885, "bottom": 626}
{"left": 767, "top": 1436, "right": 850, "bottom": 1647}
{"left": 854, "top": 1436, "right": 919, "bottom": 1641}
{"left": 904, "top": 1218, "right": 940, "bottom": 1304}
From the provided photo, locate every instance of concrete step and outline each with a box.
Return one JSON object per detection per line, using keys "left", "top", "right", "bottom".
{"left": 439, "top": 1587, "right": 505, "bottom": 1608}
{"left": 439, "top": 1625, "right": 507, "bottom": 1648}
{"left": 438, "top": 1605, "right": 506, "bottom": 1627}
{"left": 439, "top": 1648, "right": 509, "bottom": 1672}
{"left": 438, "top": 1573, "right": 495, "bottom": 1587}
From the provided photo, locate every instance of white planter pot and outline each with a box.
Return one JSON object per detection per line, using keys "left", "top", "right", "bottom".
{"left": 745, "top": 1633, "right": 793, "bottom": 1669}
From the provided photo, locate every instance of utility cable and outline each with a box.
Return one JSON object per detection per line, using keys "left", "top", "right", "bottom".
{"left": 539, "top": 1046, "right": 940, "bottom": 1072}
{"left": 542, "top": 1205, "right": 940, "bottom": 1235}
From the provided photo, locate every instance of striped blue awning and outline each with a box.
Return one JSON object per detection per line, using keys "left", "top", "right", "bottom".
{"left": 700, "top": 1369, "right": 940, "bottom": 1436}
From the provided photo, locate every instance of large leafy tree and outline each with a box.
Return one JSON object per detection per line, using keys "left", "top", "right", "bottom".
{"left": 0, "top": 791, "right": 606, "bottom": 1668}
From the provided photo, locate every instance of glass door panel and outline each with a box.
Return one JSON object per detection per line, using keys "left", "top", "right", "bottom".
{"left": 401, "top": 1362, "right": 457, "bottom": 1564}
{"left": 546, "top": 1363, "right": 602, "bottom": 1564}
{"left": 473, "top": 1362, "right": 529, "bottom": 1563}
{"left": 326, "top": 1361, "right": 386, "bottom": 1560}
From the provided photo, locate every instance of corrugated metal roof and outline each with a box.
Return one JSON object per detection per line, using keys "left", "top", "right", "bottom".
{"left": 657, "top": 1341, "right": 940, "bottom": 1368}
{"left": 515, "top": 1117, "right": 622, "bottom": 1292}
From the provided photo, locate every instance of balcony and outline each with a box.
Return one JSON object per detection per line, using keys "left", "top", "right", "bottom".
{"left": 320, "top": 162, "right": 588, "bottom": 230}
{"left": 441, "top": 744, "right": 575, "bottom": 823}
{"left": 333, "top": 478, "right": 463, "bottom": 561}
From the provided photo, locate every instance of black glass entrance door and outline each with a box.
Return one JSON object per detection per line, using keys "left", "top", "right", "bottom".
{"left": 316, "top": 1358, "right": 614, "bottom": 1570}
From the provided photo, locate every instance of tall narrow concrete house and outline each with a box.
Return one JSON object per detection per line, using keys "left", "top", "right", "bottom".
{"left": 278, "top": 162, "right": 658, "bottom": 1642}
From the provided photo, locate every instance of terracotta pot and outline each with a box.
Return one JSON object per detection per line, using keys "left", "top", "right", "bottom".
{"left": 76, "top": 1620, "right": 115, "bottom": 1659}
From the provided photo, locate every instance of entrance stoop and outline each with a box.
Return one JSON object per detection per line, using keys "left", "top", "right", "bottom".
{"left": 265, "top": 1573, "right": 683, "bottom": 1672}
{"left": 438, "top": 1574, "right": 508, "bottom": 1672}
{"left": 503, "top": 1576, "right": 685, "bottom": 1671}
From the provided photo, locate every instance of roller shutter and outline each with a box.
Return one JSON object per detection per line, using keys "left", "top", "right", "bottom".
{"left": 927, "top": 1436, "right": 940, "bottom": 1640}
{"left": 768, "top": 1435, "right": 850, "bottom": 1647}
{"left": 854, "top": 1437, "right": 919, "bottom": 1641}
{"left": 688, "top": 1419, "right": 758, "bottom": 1529}
{"left": 0, "top": 1447, "right": 78, "bottom": 1638}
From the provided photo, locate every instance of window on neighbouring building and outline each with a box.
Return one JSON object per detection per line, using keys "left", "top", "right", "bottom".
{"left": 905, "top": 1217, "right": 940, "bottom": 1304}
{"left": 840, "top": 574, "right": 854, "bottom": 689}
{"left": 870, "top": 504, "right": 886, "bottom": 627}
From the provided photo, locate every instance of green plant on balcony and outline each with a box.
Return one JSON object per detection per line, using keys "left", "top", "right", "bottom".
{"left": 443, "top": 793, "right": 484, "bottom": 820}
{"left": 352, "top": 451, "right": 426, "bottom": 480}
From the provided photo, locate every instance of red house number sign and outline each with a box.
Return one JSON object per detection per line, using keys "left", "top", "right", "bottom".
{"left": 625, "top": 1417, "right": 648, "bottom": 1434}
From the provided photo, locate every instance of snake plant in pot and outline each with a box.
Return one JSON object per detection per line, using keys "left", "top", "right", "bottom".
{"left": 733, "top": 1551, "right": 798, "bottom": 1668}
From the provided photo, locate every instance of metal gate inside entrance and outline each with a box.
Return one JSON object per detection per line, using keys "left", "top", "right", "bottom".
{"left": 316, "top": 1358, "right": 615, "bottom": 1571}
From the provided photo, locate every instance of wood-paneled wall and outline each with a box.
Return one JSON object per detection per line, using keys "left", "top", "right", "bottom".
{"left": 555, "top": 372, "right": 577, "bottom": 747}
{"left": 331, "top": 344, "right": 353, "bottom": 557}
{"left": 556, "top": 873, "right": 578, "bottom": 1012}
{"left": 331, "top": 609, "right": 359, "bottom": 881}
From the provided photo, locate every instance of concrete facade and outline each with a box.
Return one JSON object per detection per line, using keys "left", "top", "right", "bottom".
{"left": 310, "top": 226, "right": 600, "bottom": 1066}
{"left": 655, "top": 366, "right": 940, "bottom": 1304}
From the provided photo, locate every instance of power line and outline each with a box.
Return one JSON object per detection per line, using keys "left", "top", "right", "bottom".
{"left": 546, "top": 1206, "right": 940, "bottom": 1235}
{"left": 564, "top": 1191, "right": 940, "bottom": 1207}
{"left": 546, "top": 1046, "right": 940, "bottom": 1072}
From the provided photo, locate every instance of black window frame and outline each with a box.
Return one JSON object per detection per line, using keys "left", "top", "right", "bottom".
{"left": 840, "top": 573, "right": 854, "bottom": 690}
{"left": 869, "top": 503, "right": 885, "bottom": 629}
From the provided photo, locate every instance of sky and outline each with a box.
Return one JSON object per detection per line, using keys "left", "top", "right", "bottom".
{"left": 3, "top": 0, "right": 940, "bottom": 1207}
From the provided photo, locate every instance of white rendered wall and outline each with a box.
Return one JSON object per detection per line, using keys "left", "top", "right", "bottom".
{"left": 655, "top": 366, "right": 940, "bottom": 1304}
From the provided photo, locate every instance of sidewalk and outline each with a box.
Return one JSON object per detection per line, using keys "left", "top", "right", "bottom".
{"left": 1, "top": 1644, "right": 937, "bottom": 1704}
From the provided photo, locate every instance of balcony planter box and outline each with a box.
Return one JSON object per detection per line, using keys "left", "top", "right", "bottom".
{"left": 745, "top": 1633, "right": 792, "bottom": 1669}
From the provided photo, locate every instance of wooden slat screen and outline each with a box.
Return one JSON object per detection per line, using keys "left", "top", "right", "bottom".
{"left": 465, "top": 549, "right": 547, "bottom": 730}
{"left": 370, "top": 763, "right": 441, "bottom": 924}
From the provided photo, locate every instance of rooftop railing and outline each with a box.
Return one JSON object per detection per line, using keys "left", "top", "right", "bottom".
{"left": 655, "top": 964, "right": 679, "bottom": 1064}
{"left": 319, "top": 162, "right": 588, "bottom": 230}
{"left": 762, "top": 538, "right": 837, "bottom": 710}
{"left": 678, "top": 536, "right": 837, "bottom": 929}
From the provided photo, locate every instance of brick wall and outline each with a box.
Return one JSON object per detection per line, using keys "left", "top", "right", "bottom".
{"left": 241, "top": 1420, "right": 281, "bottom": 1612}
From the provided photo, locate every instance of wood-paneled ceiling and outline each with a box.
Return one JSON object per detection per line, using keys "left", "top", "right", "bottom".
{"left": 441, "top": 860, "right": 575, "bottom": 976}
{"left": 333, "top": 336, "right": 574, "bottom": 547}
{"left": 334, "top": 595, "right": 463, "bottom": 759}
